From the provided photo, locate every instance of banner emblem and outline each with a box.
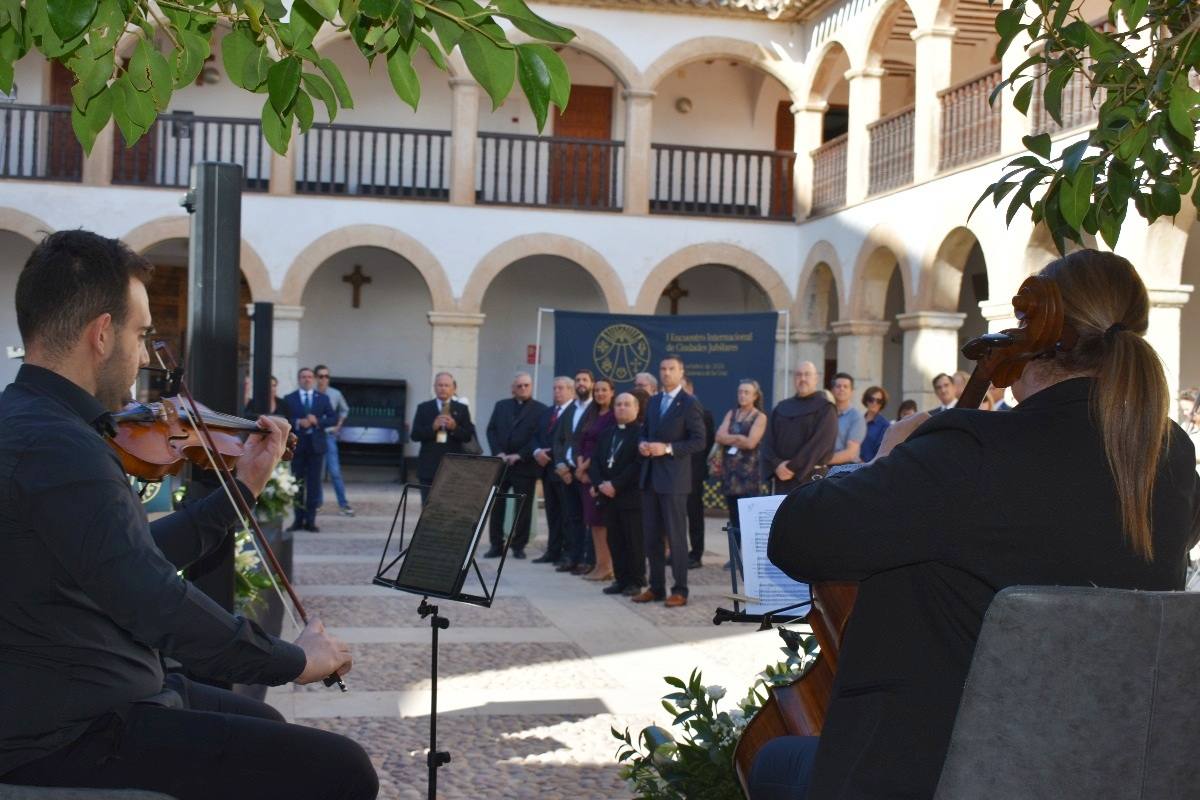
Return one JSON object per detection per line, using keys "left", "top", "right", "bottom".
{"left": 592, "top": 323, "right": 651, "bottom": 382}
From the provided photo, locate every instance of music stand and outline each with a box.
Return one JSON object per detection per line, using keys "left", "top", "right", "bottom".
{"left": 712, "top": 521, "right": 811, "bottom": 630}
{"left": 372, "top": 454, "right": 527, "bottom": 800}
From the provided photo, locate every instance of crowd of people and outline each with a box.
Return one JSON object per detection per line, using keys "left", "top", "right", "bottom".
{"left": 410, "top": 356, "right": 1020, "bottom": 608}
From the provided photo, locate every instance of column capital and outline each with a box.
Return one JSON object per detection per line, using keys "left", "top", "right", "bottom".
{"left": 844, "top": 66, "right": 886, "bottom": 81}
{"left": 790, "top": 328, "right": 831, "bottom": 344}
{"left": 449, "top": 77, "right": 479, "bottom": 90}
{"left": 267, "top": 304, "right": 304, "bottom": 321}
{"left": 791, "top": 101, "right": 828, "bottom": 115}
{"left": 831, "top": 319, "right": 892, "bottom": 337}
{"left": 910, "top": 25, "right": 957, "bottom": 41}
{"left": 1147, "top": 285, "right": 1193, "bottom": 309}
{"left": 428, "top": 311, "right": 486, "bottom": 327}
{"left": 977, "top": 300, "right": 1016, "bottom": 323}
{"left": 622, "top": 88, "right": 656, "bottom": 101}
{"left": 895, "top": 311, "right": 967, "bottom": 331}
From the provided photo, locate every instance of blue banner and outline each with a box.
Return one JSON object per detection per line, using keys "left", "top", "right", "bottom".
{"left": 553, "top": 311, "right": 779, "bottom": 423}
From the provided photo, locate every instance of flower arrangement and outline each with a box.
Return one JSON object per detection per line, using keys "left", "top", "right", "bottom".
{"left": 255, "top": 464, "right": 298, "bottom": 522}
{"left": 613, "top": 628, "right": 820, "bottom": 800}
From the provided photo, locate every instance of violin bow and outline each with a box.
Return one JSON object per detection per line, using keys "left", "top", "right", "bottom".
{"left": 152, "top": 341, "right": 347, "bottom": 692}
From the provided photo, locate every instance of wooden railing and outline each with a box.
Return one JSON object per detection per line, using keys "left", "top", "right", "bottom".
{"left": 0, "top": 103, "right": 81, "bottom": 182}
{"left": 477, "top": 133, "right": 623, "bottom": 211}
{"left": 650, "top": 143, "right": 794, "bottom": 220}
{"left": 810, "top": 133, "right": 847, "bottom": 214}
{"left": 296, "top": 124, "right": 449, "bottom": 199}
{"left": 868, "top": 106, "right": 914, "bottom": 195}
{"left": 112, "top": 112, "right": 269, "bottom": 190}
{"left": 939, "top": 69, "right": 1002, "bottom": 172}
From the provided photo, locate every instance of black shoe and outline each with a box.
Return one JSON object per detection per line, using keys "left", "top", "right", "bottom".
{"left": 512, "top": 549, "right": 526, "bottom": 559}
{"left": 304, "top": 525, "right": 320, "bottom": 532}
{"left": 688, "top": 556, "right": 702, "bottom": 569}
{"left": 287, "top": 523, "right": 304, "bottom": 532}
{"left": 483, "top": 547, "right": 502, "bottom": 559}
{"left": 602, "top": 582, "right": 626, "bottom": 595}
{"left": 531, "top": 553, "right": 558, "bottom": 564}
{"left": 554, "top": 561, "right": 577, "bottom": 573}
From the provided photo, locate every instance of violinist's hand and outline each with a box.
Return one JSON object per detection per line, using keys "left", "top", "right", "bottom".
{"left": 294, "top": 617, "right": 353, "bottom": 684}
{"left": 873, "top": 411, "right": 931, "bottom": 461}
{"left": 236, "top": 415, "right": 291, "bottom": 495}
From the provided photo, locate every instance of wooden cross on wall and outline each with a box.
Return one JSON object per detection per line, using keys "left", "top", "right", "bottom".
{"left": 343, "top": 264, "right": 372, "bottom": 309}
{"left": 662, "top": 278, "right": 689, "bottom": 315}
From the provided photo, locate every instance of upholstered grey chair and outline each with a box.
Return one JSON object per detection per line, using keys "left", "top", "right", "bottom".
{"left": 933, "top": 586, "right": 1200, "bottom": 800}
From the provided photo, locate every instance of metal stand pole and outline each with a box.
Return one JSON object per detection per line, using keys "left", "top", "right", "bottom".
{"left": 419, "top": 598, "right": 451, "bottom": 800}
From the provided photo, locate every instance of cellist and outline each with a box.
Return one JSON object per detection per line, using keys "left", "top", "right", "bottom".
{"left": 750, "top": 250, "right": 1200, "bottom": 799}
{"left": 0, "top": 230, "right": 378, "bottom": 798}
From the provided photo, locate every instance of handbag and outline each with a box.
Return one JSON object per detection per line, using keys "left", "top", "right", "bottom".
{"left": 706, "top": 441, "right": 724, "bottom": 479}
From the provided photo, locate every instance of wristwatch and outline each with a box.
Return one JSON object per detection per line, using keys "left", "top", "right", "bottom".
{"left": 665, "top": 443, "right": 674, "bottom": 456}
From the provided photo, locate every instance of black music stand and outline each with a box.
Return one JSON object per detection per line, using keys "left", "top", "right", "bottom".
{"left": 372, "top": 454, "right": 527, "bottom": 800}
{"left": 712, "top": 521, "right": 811, "bottom": 630}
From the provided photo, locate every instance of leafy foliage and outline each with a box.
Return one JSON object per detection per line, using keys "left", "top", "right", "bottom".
{"left": 4, "top": 0, "right": 574, "bottom": 154}
{"left": 977, "top": 0, "right": 1200, "bottom": 251}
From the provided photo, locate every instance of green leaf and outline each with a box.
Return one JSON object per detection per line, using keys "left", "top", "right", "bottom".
{"left": 515, "top": 43, "right": 551, "bottom": 129}
{"left": 302, "top": 72, "right": 337, "bottom": 120}
{"left": 128, "top": 38, "right": 152, "bottom": 91}
{"left": 519, "top": 43, "right": 567, "bottom": 109}
{"left": 242, "top": 42, "right": 271, "bottom": 91}
{"left": 413, "top": 28, "right": 446, "bottom": 70}
{"left": 1043, "top": 64, "right": 1073, "bottom": 127}
{"left": 88, "top": 0, "right": 125, "bottom": 52}
{"left": 317, "top": 57, "right": 354, "bottom": 108}
{"left": 173, "top": 29, "right": 210, "bottom": 88}
{"left": 264, "top": 0, "right": 288, "bottom": 20}
{"left": 288, "top": 0, "right": 323, "bottom": 51}
{"left": 261, "top": 97, "right": 292, "bottom": 154}
{"left": 267, "top": 55, "right": 301, "bottom": 113}
{"left": 70, "top": 87, "right": 109, "bottom": 153}
{"left": 492, "top": 0, "right": 573, "bottom": 43}
{"left": 1167, "top": 82, "right": 1198, "bottom": 142}
{"left": 220, "top": 26, "right": 256, "bottom": 90}
{"left": 1013, "top": 81, "right": 1033, "bottom": 115}
{"left": 1115, "top": 124, "right": 1148, "bottom": 163}
{"left": 428, "top": 0, "right": 464, "bottom": 51}
{"left": 1022, "top": 132, "right": 1051, "bottom": 159}
{"left": 110, "top": 75, "right": 154, "bottom": 146}
{"left": 147, "top": 49, "right": 171, "bottom": 110}
{"left": 1151, "top": 181, "right": 1180, "bottom": 216}
{"left": 308, "top": 0, "right": 339, "bottom": 21}
{"left": 1060, "top": 140, "right": 1087, "bottom": 177}
{"left": 1061, "top": 19, "right": 1091, "bottom": 48}
{"left": 69, "top": 46, "right": 114, "bottom": 108}
{"left": 993, "top": 7, "right": 1023, "bottom": 59}
{"left": 1059, "top": 164, "right": 1093, "bottom": 230}
{"left": 47, "top": 0, "right": 97, "bottom": 42}
{"left": 460, "top": 26, "right": 515, "bottom": 109}
{"left": 1121, "top": 0, "right": 1148, "bottom": 29}
{"left": 386, "top": 42, "right": 419, "bottom": 109}
{"left": 1050, "top": 0, "right": 1071, "bottom": 31}
{"left": 1098, "top": 205, "right": 1121, "bottom": 249}
{"left": 293, "top": 88, "right": 314, "bottom": 132}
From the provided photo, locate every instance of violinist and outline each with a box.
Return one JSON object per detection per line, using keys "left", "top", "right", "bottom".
{"left": 750, "top": 250, "right": 1200, "bottom": 800}
{"left": 0, "top": 231, "right": 378, "bottom": 798}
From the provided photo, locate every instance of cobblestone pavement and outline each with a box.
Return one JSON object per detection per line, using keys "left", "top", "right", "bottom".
{"left": 269, "top": 478, "right": 790, "bottom": 799}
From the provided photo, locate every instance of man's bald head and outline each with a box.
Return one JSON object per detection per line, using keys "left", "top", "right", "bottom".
{"left": 794, "top": 361, "right": 819, "bottom": 398}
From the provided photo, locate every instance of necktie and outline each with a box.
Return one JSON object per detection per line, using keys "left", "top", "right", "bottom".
{"left": 304, "top": 392, "right": 311, "bottom": 412}
{"left": 548, "top": 405, "right": 560, "bottom": 432}
{"left": 660, "top": 393, "right": 672, "bottom": 417}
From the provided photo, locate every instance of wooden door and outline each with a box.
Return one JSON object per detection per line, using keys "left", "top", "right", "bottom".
{"left": 549, "top": 85, "right": 613, "bottom": 208}
{"left": 46, "top": 62, "right": 83, "bottom": 180}
{"left": 771, "top": 100, "right": 795, "bottom": 218}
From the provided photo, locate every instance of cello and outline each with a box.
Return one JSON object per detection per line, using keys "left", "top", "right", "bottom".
{"left": 732, "top": 274, "right": 1069, "bottom": 793}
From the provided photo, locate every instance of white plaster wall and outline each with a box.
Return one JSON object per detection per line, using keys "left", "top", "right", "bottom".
{"left": 0, "top": 232, "right": 30, "bottom": 387}
{"left": 1181, "top": 221, "right": 1200, "bottom": 390}
{"left": 476, "top": 256, "right": 606, "bottom": 419}
{"left": 10, "top": 55, "right": 46, "bottom": 104}
{"left": 652, "top": 263, "right": 771, "bottom": 314}
{"left": 652, "top": 62, "right": 789, "bottom": 150}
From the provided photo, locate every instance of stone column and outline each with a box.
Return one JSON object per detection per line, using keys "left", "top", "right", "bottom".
{"left": 268, "top": 144, "right": 295, "bottom": 196}
{"left": 428, "top": 311, "right": 486, "bottom": 408}
{"left": 269, "top": 305, "right": 304, "bottom": 394}
{"left": 791, "top": 329, "right": 830, "bottom": 390}
{"left": 1147, "top": 286, "right": 1193, "bottom": 404}
{"left": 999, "top": 29, "right": 1034, "bottom": 154}
{"left": 911, "top": 26, "right": 957, "bottom": 183}
{"left": 81, "top": 123, "right": 114, "bottom": 186}
{"left": 831, "top": 319, "right": 891, "bottom": 388}
{"left": 896, "top": 311, "right": 965, "bottom": 408}
{"left": 622, "top": 89, "right": 655, "bottom": 215}
{"left": 791, "top": 102, "right": 826, "bottom": 219}
{"left": 979, "top": 299, "right": 1018, "bottom": 333}
{"left": 844, "top": 67, "right": 885, "bottom": 204}
{"left": 771, "top": 327, "right": 805, "bottom": 404}
{"left": 449, "top": 78, "right": 480, "bottom": 206}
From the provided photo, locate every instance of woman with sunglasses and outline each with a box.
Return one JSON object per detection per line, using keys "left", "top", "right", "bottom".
{"left": 858, "top": 386, "right": 890, "bottom": 462}
{"left": 714, "top": 379, "right": 768, "bottom": 535}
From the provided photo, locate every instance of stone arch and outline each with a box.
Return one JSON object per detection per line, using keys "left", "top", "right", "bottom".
{"left": 798, "top": 38, "right": 856, "bottom": 107}
{"left": 634, "top": 243, "right": 791, "bottom": 314}
{"left": 643, "top": 36, "right": 801, "bottom": 94}
{"left": 462, "top": 234, "right": 626, "bottom": 314}
{"left": 510, "top": 25, "right": 641, "bottom": 91}
{"left": 849, "top": 225, "right": 913, "bottom": 319}
{"left": 863, "top": 0, "right": 932, "bottom": 68}
{"left": 120, "top": 216, "right": 274, "bottom": 302}
{"left": 796, "top": 240, "right": 845, "bottom": 324}
{"left": 919, "top": 225, "right": 981, "bottom": 312}
{"left": 281, "top": 225, "right": 455, "bottom": 310}
{"left": 0, "top": 207, "right": 53, "bottom": 244}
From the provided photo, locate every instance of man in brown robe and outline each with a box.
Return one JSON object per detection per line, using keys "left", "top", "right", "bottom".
{"left": 763, "top": 361, "right": 839, "bottom": 493}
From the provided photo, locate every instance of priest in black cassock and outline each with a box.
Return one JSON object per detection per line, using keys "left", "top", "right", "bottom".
{"left": 484, "top": 371, "right": 546, "bottom": 558}
{"left": 763, "top": 361, "right": 839, "bottom": 493}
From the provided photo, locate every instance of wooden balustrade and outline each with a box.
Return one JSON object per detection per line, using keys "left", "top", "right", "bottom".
{"left": 649, "top": 143, "right": 794, "bottom": 220}
{"left": 297, "top": 124, "right": 449, "bottom": 199}
{"left": 0, "top": 103, "right": 81, "bottom": 182}
{"left": 477, "top": 133, "right": 623, "bottom": 211}
{"left": 868, "top": 107, "right": 914, "bottom": 195}
{"left": 810, "top": 133, "right": 847, "bottom": 214}
{"left": 939, "top": 69, "right": 1002, "bottom": 171}
{"left": 111, "top": 112, "right": 269, "bottom": 190}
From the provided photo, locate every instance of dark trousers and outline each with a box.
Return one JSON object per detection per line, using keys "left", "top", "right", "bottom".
{"left": 687, "top": 478, "right": 705, "bottom": 559}
{"left": 605, "top": 502, "right": 645, "bottom": 589}
{"left": 489, "top": 472, "right": 536, "bottom": 551}
{"left": 559, "top": 477, "right": 586, "bottom": 564}
{"left": 747, "top": 735, "right": 819, "bottom": 800}
{"left": 291, "top": 439, "right": 323, "bottom": 527}
{"left": 641, "top": 490, "right": 689, "bottom": 597}
{"left": 3, "top": 674, "right": 378, "bottom": 800}
{"left": 541, "top": 473, "right": 565, "bottom": 560}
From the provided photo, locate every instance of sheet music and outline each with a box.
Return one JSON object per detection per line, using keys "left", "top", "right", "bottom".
{"left": 738, "top": 495, "right": 810, "bottom": 616}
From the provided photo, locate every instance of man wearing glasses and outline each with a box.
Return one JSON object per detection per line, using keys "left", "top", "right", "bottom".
{"left": 485, "top": 372, "right": 546, "bottom": 559}
{"left": 314, "top": 364, "right": 354, "bottom": 517}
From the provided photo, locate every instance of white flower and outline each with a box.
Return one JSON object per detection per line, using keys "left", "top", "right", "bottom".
{"left": 706, "top": 685, "right": 726, "bottom": 701}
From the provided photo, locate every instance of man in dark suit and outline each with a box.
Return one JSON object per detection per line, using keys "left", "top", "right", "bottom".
{"left": 550, "top": 369, "right": 595, "bottom": 571}
{"left": 634, "top": 356, "right": 706, "bottom": 607}
{"left": 588, "top": 392, "right": 646, "bottom": 595}
{"left": 285, "top": 367, "right": 338, "bottom": 532}
{"left": 683, "top": 377, "right": 716, "bottom": 569}
{"left": 485, "top": 372, "right": 546, "bottom": 559}
{"left": 531, "top": 376, "right": 575, "bottom": 564}
{"left": 410, "top": 371, "right": 475, "bottom": 502}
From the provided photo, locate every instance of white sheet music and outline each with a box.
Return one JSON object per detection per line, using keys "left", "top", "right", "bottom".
{"left": 738, "top": 495, "right": 810, "bottom": 616}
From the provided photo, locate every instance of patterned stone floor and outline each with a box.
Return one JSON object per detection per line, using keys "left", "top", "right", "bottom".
{"left": 269, "top": 477, "right": 789, "bottom": 799}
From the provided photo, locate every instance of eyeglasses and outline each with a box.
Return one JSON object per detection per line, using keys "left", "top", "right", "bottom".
{"left": 316, "top": 373, "right": 330, "bottom": 379}
{"left": 866, "top": 396, "right": 884, "bottom": 405}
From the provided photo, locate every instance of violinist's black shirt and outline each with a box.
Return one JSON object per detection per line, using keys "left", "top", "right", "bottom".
{"left": 768, "top": 378, "right": 1200, "bottom": 800}
{"left": 0, "top": 364, "right": 305, "bottom": 777}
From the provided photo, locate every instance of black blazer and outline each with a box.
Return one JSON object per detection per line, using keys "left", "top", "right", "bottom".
{"left": 689, "top": 403, "right": 716, "bottom": 483}
{"left": 587, "top": 423, "right": 643, "bottom": 510}
{"left": 486, "top": 398, "right": 546, "bottom": 478}
{"left": 283, "top": 390, "right": 337, "bottom": 454}
{"left": 551, "top": 400, "right": 596, "bottom": 468}
{"left": 767, "top": 378, "right": 1200, "bottom": 800}
{"left": 534, "top": 403, "right": 571, "bottom": 479}
{"left": 638, "top": 389, "right": 706, "bottom": 494}
{"left": 410, "top": 398, "right": 474, "bottom": 481}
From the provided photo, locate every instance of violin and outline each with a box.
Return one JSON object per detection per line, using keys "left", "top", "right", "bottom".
{"left": 732, "top": 274, "right": 1068, "bottom": 793}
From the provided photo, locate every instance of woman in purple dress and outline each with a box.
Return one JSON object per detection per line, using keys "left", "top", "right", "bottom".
{"left": 575, "top": 378, "right": 616, "bottom": 581}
